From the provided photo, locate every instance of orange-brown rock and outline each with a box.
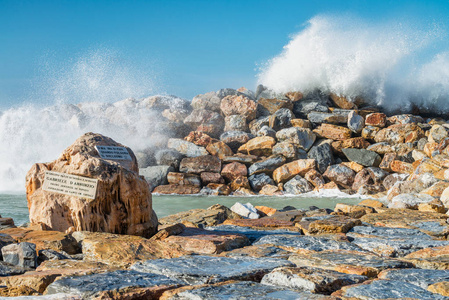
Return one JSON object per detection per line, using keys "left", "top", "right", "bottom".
{"left": 0, "top": 227, "right": 79, "bottom": 254}
{"left": 404, "top": 245, "right": 449, "bottom": 269}
{"left": 341, "top": 162, "right": 364, "bottom": 173}
{"left": 184, "top": 131, "right": 215, "bottom": 147}
{"left": 26, "top": 133, "right": 157, "bottom": 238}
{"left": 255, "top": 206, "right": 277, "bottom": 216}
{"left": 223, "top": 218, "right": 297, "bottom": 229}
{"left": 379, "top": 153, "right": 397, "bottom": 172}
{"left": 424, "top": 142, "right": 440, "bottom": 157}
{"left": 272, "top": 159, "right": 316, "bottom": 183}
{"left": 418, "top": 199, "right": 446, "bottom": 213}
{"left": 297, "top": 216, "right": 362, "bottom": 235}
{"left": 304, "top": 169, "right": 325, "bottom": 188}
{"left": 238, "top": 136, "right": 276, "bottom": 156}
{"left": 332, "top": 138, "right": 370, "bottom": 153}
{"left": 72, "top": 231, "right": 189, "bottom": 267}
{"left": 163, "top": 227, "right": 249, "bottom": 254}
{"left": 206, "top": 141, "right": 234, "bottom": 159}
{"left": 374, "top": 124, "right": 425, "bottom": 144}
{"left": 0, "top": 270, "right": 69, "bottom": 294}
{"left": 420, "top": 181, "right": 449, "bottom": 198}
{"left": 230, "top": 176, "right": 251, "bottom": 191}
{"left": 232, "top": 187, "right": 256, "bottom": 196}
{"left": 153, "top": 184, "right": 201, "bottom": 194}
{"left": 365, "top": 113, "right": 387, "bottom": 127}
{"left": 0, "top": 286, "right": 40, "bottom": 297}
{"left": 167, "top": 172, "right": 201, "bottom": 186}
{"left": 258, "top": 98, "right": 293, "bottom": 114}
{"left": 221, "top": 162, "right": 247, "bottom": 182}
{"left": 390, "top": 160, "right": 413, "bottom": 174}
{"left": 220, "top": 95, "right": 257, "bottom": 121}
{"left": 329, "top": 93, "right": 356, "bottom": 109}
{"left": 313, "top": 124, "right": 352, "bottom": 141}
{"left": 334, "top": 203, "right": 375, "bottom": 215}
{"left": 428, "top": 282, "right": 449, "bottom": 297}
{"left": 318, "top": 181, "right": 340, "bottom": 190}
{"left": 291, "top": 119, "right": 311, "bottom": 128}
{"left": 431, "top": 154, "right": 449, "bottom": 168}
{"left": 361, "top": 126, "right": 381, "bottom": 140}
{"left": 285, "top": 91, "right": 304, "bottom": 101}
{"left": 200, "top": 172, "right": 225, "bottom": 185}
{"left": 259, "top": 184, "right": 283, "bottom": 196}
{"left": 205, "top": 183, "right": 232, "bottom": 196}
{"left": 358, "top": 199, "right": 385, "bottom": 209}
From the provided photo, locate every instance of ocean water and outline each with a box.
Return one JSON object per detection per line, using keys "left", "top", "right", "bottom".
{"left": 0, "top": 192, "right": 364, "bottom": 226}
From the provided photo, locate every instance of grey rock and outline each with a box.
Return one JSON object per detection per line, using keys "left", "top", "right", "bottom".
{"left": 383, "top": 173, "right": 409, "bottom": 190}
{"left": 293, "top": 91, "right": 329, "bottom": 118}
{"left": 379, "top": 268, "right": 449, "bottom": 289}
{"left": 342, "top": 148, "right": 382, "bottom": 167}
{"left": 261, "top": 266, "right": 367, "bottom": 294}
{"left": 248, "top": 173, "right": 275, "bottom": 192}
{"left": 270, "top": 108, "right": 294, "bottom": 131}
{"left": 341, "top": 280, "right": 446, "bottom": 300}
{"left": 166, "top": 281, "right": 318, "bottom": 300}
{"left": 347, "top": 110, "right": 365, "bottom": 133}
{"left": 139, "top": 165, "right": 174, "bottom": 190}
{"left": 220, "top": 131, "right": 253, "bottom": 151}
{"left": 255, "top": 85, "right": 287, "bottom": 100}
{"left": 224, "top": 114, "right": 248, "bottom": 132}
{"left": 273, "top": 142, "right": 308, "bottom": 160}
{"left": 217, "top": 88, "right": 241, "bottom": 99}
{"left": 413, "top": 221, "right": 449, "bottom": 238}
{"left": 0, "top": 233, "right": 15, "bottom": 250}
{"left": 191, "top": 91, "right": 221, "bottom": 111}
{"left": 276, "top": 128, "right": 316, "bottom": 151}
{"left": 131, "top": 255, "right": 294, "bottom": 284}
{"left": 257, "top": 125, "right": 276, "bottom": 138}
{"left": 307, "top": 111, "right": 348, "bottom": 124}
{"left": 167, "top": 138, "right": 208, "bottom": 157}
{"left": 184, "top": 109, "right": 223, "bottom": 129}
{"left": 46, "top": 270, "right": 183, "bottom": 298}
{"left": 1, "top": 242, "right": 37, "bottom": 268}
{"left": 0, "top": 260, "right": 28, "bottom": 276}
{"left": 248, "top": 155, "right": 286, "bottom": 176}
{"left": 38, "top": 249, "right": 70, "bottom": 262}
{"left": 308, "top": 143, "right": 334, "bottom": 173}
{"left": 389, "top": 193, "right": 435, "bottom": 209}
{"left": 249, "top": 116, "right": 270, "bottom": 135}
{"left": 135, "top": 149, "right": 156, "bottom": 168}
{"left": 205, "top": 225, "right": 301, "bottom": 243}
{"left": 254, "top": 234, "right": 363, "bottom": 252}
{"left": 284, "top": 175, "right": 313, "bottom": 195}
{"left": 347, "top": 226, "right": 449, "bottom": 257}
{"left": 155, "top": 149, "right": 185, "bottom": 169}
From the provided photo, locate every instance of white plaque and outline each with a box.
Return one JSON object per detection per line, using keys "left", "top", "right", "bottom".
{"left": 95, "top": 146, "right": 132, "bottom": 160}
{"left": 42, "top": 171, "right": 98, "bottom": 200}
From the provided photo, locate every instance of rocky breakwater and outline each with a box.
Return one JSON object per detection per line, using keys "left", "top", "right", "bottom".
{"left": 141, "top": 85, "right": 449, "bottom": 204}
{"left": 26, "top": 132, "right": 158, "bottom": 237}
{"left": 3, "top": 200, "right": 449, "bottom": 298}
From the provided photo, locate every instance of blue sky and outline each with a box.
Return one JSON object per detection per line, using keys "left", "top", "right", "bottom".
{"left": 1, "top": 0, "right": 449, "bottom": 107}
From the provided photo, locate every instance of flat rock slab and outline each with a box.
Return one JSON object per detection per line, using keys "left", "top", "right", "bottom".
{"left": 335, "top": 279, "right": 447, "bottom": 299}
{"left": 288, "top": 250, "right": 413, "bottom": 277}
{"left": 405, "top": 245, "right": 449, "bottom": 269}
{"left": 130, "top": 255, "right": 294, "bottom": 284}
{"left": 297, "top": 216, "right": 361, "bottom": 235}
{"left": 360, "top": 209, "right": 449, "bottom": 237}
{"left": 378, "top": 268, "right": 449, "bottom": 289}
{"left": 45, "top": 270, "right": 184, "bottom": 299}
{"left": 163, "top": 281, "right": 336, "bottom": 300}
{"left": 347, "top": 226, "right": 449, "bottom": 257}
{"left": 205, "top": 225, "right": 301, "bottom": 242}
{"left": 261, "top": 266, "right": 367, "bottom": 294}
{"left": 163, "top": 227, "right": 249, "bottom": 254}
{"left": 222, "top": 245, "right": 292, "bottom": 259}
{"left": 0, "top": 294, "right": 80, "bottom": 299}
{"left": 253, "top": 234, "right": 362, "bottom": 252}
{"left": 222, "top": 218, "right": 298, "bottom": 229}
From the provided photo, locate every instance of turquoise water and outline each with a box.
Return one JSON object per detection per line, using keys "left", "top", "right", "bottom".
{"left": 0, "top": 193, "right": 363, "bottom": 226}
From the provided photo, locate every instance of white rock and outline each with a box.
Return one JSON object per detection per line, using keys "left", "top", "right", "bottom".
{"left": 347, "top": 111, "right": 365, "bottom": 134}
{"left": 230, "top": 202, "right": 259, "bottom": 219}
{"left": 389, "top": 193, "right": 435, "bottom": 209}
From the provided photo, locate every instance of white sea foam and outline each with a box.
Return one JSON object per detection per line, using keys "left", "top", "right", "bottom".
{"left": 258, "top": 15, "right": 449, "bottom": 113}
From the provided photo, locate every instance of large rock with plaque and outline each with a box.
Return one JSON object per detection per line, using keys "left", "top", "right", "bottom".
{"left": 25, "top": 132, "right": 157, "bottom": 238}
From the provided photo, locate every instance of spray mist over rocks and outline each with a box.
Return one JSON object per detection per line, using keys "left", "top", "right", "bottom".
{"left": 0, "top": 50, "right": 191, "bottom": 193}
{"left": 258, "top": 15, "right": 449, "bottom": 113}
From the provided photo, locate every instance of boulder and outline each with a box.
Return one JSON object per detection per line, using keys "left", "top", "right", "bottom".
{"left": 1, "top": 242, "right": 37, "bottom": 268}
{"left": 347, "top": 111, "right": 365, "bottom": 133}
{"left": 248, "top": 155, "right": 286, "bottom": 176}
{"left": 200, "top": 183, "right": 232, "bottom": 196}
{"left": 276, "top": 128, "right": 316, "bottom": 151}
{"left": 221, "top": 162, "right": 247, "bottom": 182}
{"left": 249, "top": 116, "right": 270, "bottom": 135}
{"left": 256, "top": 125, "right": 277, "bottom": 138}
{"left": 238, "top": 136, "right": 276, "bottom": 156}
{"left": 379, "top": 152, "right": 397, "bottom": 171}
{"left": 258, "top": 97, "right": 293, "bottom": 114}
{"left": 307, "top": 111, "right": 348, "bottom": 124}
{"left": 389, "top": 193, "right": 435, "bottom": 209}
{"left": 155, "top": 149, "right": 184, "bottom": 169}
{"left": 230, "top": 177, "right": 251, "bottom": 191}
{"left": 167, "top": 138, "right": 208, "bottom": 157}
{"left": 140, "top": 165, "right": 174, "bottom": 190}
{"left": 200, "top": 172, "right": 225, "bottom": 185}
{"left": 230, "top": 202, "right": 259, "bottom": 219}
{"left": 284, "top": 176, "right": 313, "bottom": 195}
{"left": 224, "top": 115, "right": 248, "bottom": 132}
{"left": 179, "top": 155, "right": 221, "bottom": 174}
{"left": 272, "top": 141, "right": 307, "bottom": 160}
{"left": 184, "top": 131, "right": 214, "bottom": 147}
{"left": 342, "top": 148, "right": 382, "bottom": 167}
{"left": 220, "top": 95, "right": 257, "bottom": 121}
{"left": 268, "top": 108, "right": 294, "bottom": 130}
{"left": 361, "top": 125, "right": 380, "bottom": 140}
{"left": 206, "top": 141, "right": 233, "bottom": 159}
{"left": 220, "top": 131, "right": 253, "bottom": 151}
{"left": 329, "top": 93, "right": 356, "bottom": 109}
{"left": 429, "top": 125, "right": 448, "bottom": 143}
{"left": 191, "top": 91, "right": 221, "bottom": 111}
{"left": 260, "top": 184, "right": 284, "bottom": 196}
{"left": 365, "top": 113, "right": 387, "bottom": 127}
{"left": 183, "top": 109, "right": 224, "bottom": 137}
{"left": 323, "top": 165, "right": 356, "bottom": 189}
{"left": 167, "top": 172, "right": 201, "bottom": 187}
{"left": 313, "top": 124, "right": 352, "bottom": 140}
{"left": 26, "top": 133, "right": 157, "bottom": 237}
{"left": 308, "top": 143, "right": 334, "bottom": 173}
{"left": 248, "top": 174, "right": 275, "bottom": 192}
{"left": 293, "top": 94, "right": 329, "bottom": 118}
{"left": 291, "top": 118, "right": 312, "bottom": 128}
{"left": 153, "top": 184, "right": 201, "bottom": 195}
{"left": 304, "top": 169, "right": 326, "bottom": 188}
{"left": 273, "top": 159, "right": 316, "bottom": 183}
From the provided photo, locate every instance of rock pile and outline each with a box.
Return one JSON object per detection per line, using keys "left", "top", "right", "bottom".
{"left": 141, "top": 86, "right": 449, "bottom": 212}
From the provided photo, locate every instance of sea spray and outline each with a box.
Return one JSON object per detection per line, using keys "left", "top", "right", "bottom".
{"left": 258, "top": 15, "right": 449, "bottom": 113}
